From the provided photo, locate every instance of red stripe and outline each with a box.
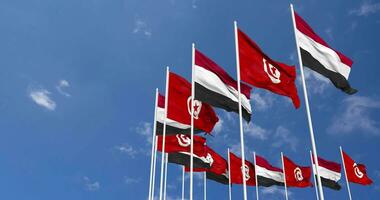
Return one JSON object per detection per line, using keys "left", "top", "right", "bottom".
{"left": 256, "top": 155, "right": 282, "bottom": 173}
{"left": 195, "top": 49, "right": 252, "bottom": 98}
{"left": 313, "top": 156, "right": 341, "bottom": 173}
{"left": 158, "top": 93, "right": 165, "bottom": 108}
{"left": 294, "top": 11, "right": 353, "bottom": 67}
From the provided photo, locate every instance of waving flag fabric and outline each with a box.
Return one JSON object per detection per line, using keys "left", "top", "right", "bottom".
{"left": 237, "top": 28, "right": 300, "bottom": 108}
{"left": 168, "top": 151, "right": 212, "bottom": 170}
{"left": 168, "top": 72, "right": 219, "bottom": 134}
{"left": 283, "top": 155, "right": 312, "bottom": 187}
{"left": 294, "top": 11, "right": 357, "bottom": 94}
{"left": 157, "top": 134, "right": 206, "bottom": 154}
{"left": 229, "top": 152, "right": 256, "bottom": 186}
{"left": 342, "top": 150, "right": 373, "bottom": 185}
{"left": 313, "top": 156, "right": 342, "bottom": 190}
{"left": 194, "top": 49, "right": 252, "bottom": 122}
{"left": 255, "top": 154, "right": 284, "bottom": 187}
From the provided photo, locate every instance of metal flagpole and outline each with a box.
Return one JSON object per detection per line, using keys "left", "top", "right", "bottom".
{"left": 190, "top": 43, "right": 195, "bottom": 200}
{"left": 148, "top": 89, "right": 159, "bottom": 200}
{"left": 182, "top": 166, "right": 185, "bottom": 200}
{"left": 310, "top": 150, "right": 320, "bottom": 200}
{"left": 159, "top": 67, "right": 170, "bottom": 200}
{"left": 340, "top": 146, "right": 353, "bottom": 200}
{"left": 204, "top": 172, "right": 207, "bottom": 200}
{"left": 234, "top": 20, "right": 248, "bottom": 200}
{"left": 290, "top": 4, "right": 325, "bottom": 200}
{"left": 253, "top": 152, "right": 259, "bottom": 200}
{"left": 228, "top": 148, "right": 232, "bottom": 200}
{"left": 152, "top": 136, "right": 158, "bottom": 200}
{"left": 281, "top": 152, "right": 289, "bottom": 200}
{"left": 164, "top": 153, "right": 168, "bottom": 200}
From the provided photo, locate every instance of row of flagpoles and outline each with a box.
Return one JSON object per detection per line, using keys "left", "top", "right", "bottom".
{"left": 146, "top": 4, "right": 371, "bottom": 200}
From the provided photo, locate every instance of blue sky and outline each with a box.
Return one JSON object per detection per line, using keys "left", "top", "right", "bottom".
{"left": 0, "top": 0, "right": 380, "bottom": 199}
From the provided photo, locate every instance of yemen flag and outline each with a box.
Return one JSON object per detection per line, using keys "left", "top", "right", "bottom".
{"left": 255, "top": 155, "right": 284, "bottom": 187}
{"left": 156, "top": 94, "right": 202, "bottom": 135}
{"left": 229, "top": 152, "right": 256, "bottom": 186}
{"left": 168, "top": 72, "right": 219, "bottom": 134}
{"left": 237, "top": 28, "right": 301, "bottom": 108}
{"left": 341, "top": 150, "right": 373, "bottom": 185}
{"left": 157, "top": 134, "right": 206, "bottom": 154}
{"left": 283, "top": 155, "right": 312, "bottom": 188}
{"left": 294, "top": 11, "right": 357, "bottom": 94}
{"left": 313, "top": 156, "right": 342, "bottom": 190}
{"left": 194, "top": 49, "right": 252, "bottom": 122}
{"left": 185, "top": 146, "right": 229, "bottom": 184}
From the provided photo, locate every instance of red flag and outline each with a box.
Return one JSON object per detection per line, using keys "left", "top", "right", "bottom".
{"left": 342, "top": 150, "right": 373, "bottom": 185}
{"left": 168, "top": 72, "right": 219, "bottom": 133}
{"left": 185, "top": 146, "right": 228, "bottom": 175}
{"left": 229, "top": 152, "right": 256, "bottom": 185}
{"left": 157, "top": 134, "right": 206, "bottom": 155}
{"left": 237, "top": 28, "right": 300, "bottom": 108}
{"left": 283, "top": 155, "right": 312, "bottom": 187}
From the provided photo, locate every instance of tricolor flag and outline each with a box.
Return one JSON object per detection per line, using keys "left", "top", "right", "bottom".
{"left": 157, "top": 134, "right": 206, "bottom": 154}
{"left": 294, "top": 11, "right": 357, "bottom": 94}
{"left": 229, "top": 152, "right": 256, "bottom": 186}
{"left": 168, "top": 72, "right": 219, "bottom": 134}
{"left": 255, "top": 154, "right": 284, "bottom": 187}
{"left": 185, "top": 146, "right": 229, "bottom": 184}
{"left": 341, "top": 150, "right": 373, "bottom": 185}
{"left": 194, "top": 49, "right": 252, "bottom": 122}
{"left": 156, "top": 94, "right": 201, "bottom": 135}
{"left": 313, "top": 156, "right": 342, "bottom": 190}
{"left": 283, "top": 155, "right": 312, "bottom": 188}
{"left": 237, "top": 28, "right": 301, "bottom": 108}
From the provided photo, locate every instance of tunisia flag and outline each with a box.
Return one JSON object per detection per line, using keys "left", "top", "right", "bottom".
{"left": 237, "top": 28, "right": 300, "bottom": 108}
{"left": 157, "top": 134, "right": 206, "bottom": 155}
{"left": 229, "top": 152, "right": 256, "bottom": 186}
{"left": 168, "top": 72, "right": 219, "bottom": 133}
{"left": 342, "top": 150, "right": 373, "bottom": 185}
{"left": 283, "top": 155, "right": 312, "bottom": 187}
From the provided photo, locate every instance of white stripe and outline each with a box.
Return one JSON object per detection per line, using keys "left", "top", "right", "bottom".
{"left": 313, "top": 164, "right": 341, "bottom": 182}
{"left": 256, "top": 165, "right": 284, "bottom": 183}
{"left": 157, "top": 107, "right": 191, "bottom": 129}
{"left": 296, "top": 30, "right": 351, "bottom": 79}
{"left": 194, "top": 65, "right": 252, "bottom": 114}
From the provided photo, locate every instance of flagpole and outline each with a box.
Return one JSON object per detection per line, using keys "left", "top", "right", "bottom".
{"left": 182, "top": 166, "right": 185, "bottom": 200}
{"left": 148, "top": 89, "right": 159, "bottom": 200}
{"left": 310, "top": 150, "right": 320, "bottom": 200}
{"left": 281, "top": 152, "right": 289, "bottom": 200}
{"left": 152, "top": 135, "right": 158, "bottom": 200}
{"left": 190, "top": 42, "right": 195, "bottom": 200}
{"left": 164, "top": 153, "right": 168, "bottom": 200}
{"left": 253, "top": 152, "right": 259, "bottom": 200}
{"left": 228, "top": 148, "right": 232, "bottom": 200}
{"left": 159, "top": 67, "right": 170, "bottom": 200}
{"left": 234, "top": 20, "right": 248, "bottom": 200}
{"left": 204, "top": 172, "right": 207, "bottom": 200}
{"left": 340, "top": 146, "right": 353, "bottom": 200}
{"left": 290, "top": 4, "right": 325, "bottom": 200}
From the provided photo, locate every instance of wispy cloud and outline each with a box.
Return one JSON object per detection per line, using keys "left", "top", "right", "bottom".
{"left": 29, "top": 88, "right": 56, "bottom": 111}
{"left": 302, "top": 67, "right": 330, "bottom": 94}
{"left": 251, "top": 92, "right": 275, "bottom": 111}
{"left": 136, "top": 122, "right": 153, "bottom": 143}
{"left": 244, "top": 122, "right": 269, "bottom": 140}
{"left": 349, "top": 1, "right": 380, "bottom": 16}
{"left": 261, "top": 186, "right": 292, "bottom": 197}
{"left": 328, "top": 96, "right": 380, "bottom": 135}
{"left": 324, "top": 27, "right": 333, "bottom": 40}
{"left": 114, "top": 143, "right": 138, "bottom": 158}
{"left": 272, "top": 126, "right": 299, "bottom": 152}
{"left": 124, "top": 177, "right": 141, "bottom": 184}
{"left": 56, "top": 79, "right": 71, "bottom": 97}
{"left": 83, "top": 176, "right": 100, "bottom": 191}
{"left": 133, "top": 19, "right": 152, "bottom": 38}
{"left": 213, "top": 118, "right": 223, "bottom": 135}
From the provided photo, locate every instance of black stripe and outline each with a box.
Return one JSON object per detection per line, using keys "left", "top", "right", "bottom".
{"left": 300, "top": 48, "right": 357, "bottom": 95}
{"left": 167, "top": 153, "right": 211, "bottom": 169}
{"left": 195, "top": 82, "right": 251, "bottom": 122}
{"left": 206, "top": 172, "right": 229, "bottom": 185}
{"left": 156, "top": 122, "right": 202, "bottom": 135}
{"left": 257, "top": 176, "right": 284, "bottom": 187}
{"left": 315, "top": 176, "right": 342, "bottom": 190}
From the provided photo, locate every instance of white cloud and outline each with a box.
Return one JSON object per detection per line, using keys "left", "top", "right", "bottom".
{"left": 328, "top": 96, "right": 380, "bottom": 135}
{"left": 191, "top": 0, "right": 198, "bottom": 8}
{"left": 56, "top": 79, "right": 71, "bottom": 97}
{"left": 124, "top": 177, "right": 141, "bottom": 184}
{"left": 261, "top": 186, "right": 291, "bottom": 197}
{"left": 114, "top": 143, "right": 138, "bottom": 158}
{"left": 350, "top": 1, "right": 380, "bottom": 16}
{"left": 83, "top": 176, "right": 100, "bottom": 191}
{"left": 136, "top": 122, "right": 153, "bottom": 143}
{"left": 251, "top": 92, "right": 275, "bottom": 111}
{"left": 244, "top": 122, "right": 269, "bottom": 140}
{"left": 29, "top": 88, "right": 56, "bottom": 111}
{"left": 271, "top": 126, "right": 299, "bottom": 152}
{"left": 213, "top": 119, "right": 223, "bottom": 135}
{"left": 325, "top": 28, "right": 333, "bottom": 40}
{"left": 133, "top": 19, "right": 152, "bottom": 37}
{"left": 302, "top": 67, "right": 330, "bottom": 94}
